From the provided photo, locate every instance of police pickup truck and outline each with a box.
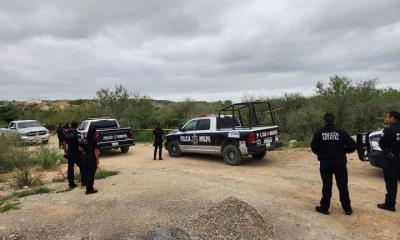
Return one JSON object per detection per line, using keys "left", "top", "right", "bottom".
{"left": 165, "top": 102, "right": 282, "bottom": 165}
{"left": 78, "top": 118, "right": 134, "bottom": 153}
{"left": 357, "top": 130, "right": 384, "bottom": 168}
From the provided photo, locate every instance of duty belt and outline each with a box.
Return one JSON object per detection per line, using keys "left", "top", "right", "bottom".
{"left": 388, "top": 152, "right": 400, "bottom": 159}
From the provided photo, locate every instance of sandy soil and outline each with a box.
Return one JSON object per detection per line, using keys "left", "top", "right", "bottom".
{"left": 1, "top": 137, "right": 400, "bottom": 240}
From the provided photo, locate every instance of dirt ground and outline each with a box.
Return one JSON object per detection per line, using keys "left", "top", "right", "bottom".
{"left": 1, "top": 137, "right": 400, "bottom": 240}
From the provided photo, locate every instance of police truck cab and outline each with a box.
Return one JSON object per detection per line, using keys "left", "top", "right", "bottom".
{"left": 165, "top": 102, "right": 282, "bottom": 165}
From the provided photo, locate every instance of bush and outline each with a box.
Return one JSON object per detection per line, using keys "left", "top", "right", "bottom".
{"left": 32, "top": 147, "right": 63, "bottom": 170}
{"left": 134, "top": 129, "right": 173, "bottom": 143}
{"left": 0, "top": 134, "right": 23, "bottom": 173}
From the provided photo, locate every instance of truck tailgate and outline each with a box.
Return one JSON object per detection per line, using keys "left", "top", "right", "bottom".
{"left": 96, "top": 128, "right": 134, "bottom": 148}
{"left": 252, "top": 127, "right": 281, "bottom": 148}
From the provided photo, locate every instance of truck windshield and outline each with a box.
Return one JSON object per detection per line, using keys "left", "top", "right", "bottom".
{"left": 18, "top": 121, "right": 42, "bottom": 129}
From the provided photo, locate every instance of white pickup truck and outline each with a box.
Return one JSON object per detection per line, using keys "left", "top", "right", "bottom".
{"left": 0, "top": 120, "right": 50, "bottom": 144}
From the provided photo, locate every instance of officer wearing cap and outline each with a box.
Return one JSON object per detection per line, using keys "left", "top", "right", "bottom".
{"left": 153, "top": 123, "right": 164, "bottom": 160}
{"left": 311, "top": 113, "right": 357, "bottom": 215}
{"left": 378, "top": 111, "right": 400, "bottom": 212}
{"left": 63, "top": 121, "right": 85, "bottom": 189}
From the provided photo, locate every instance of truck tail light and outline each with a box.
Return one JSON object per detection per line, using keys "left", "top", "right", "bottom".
{"left": 128, "top": 130, "right": 133, "bottom": 139}
{"left": 247, "top": 133, "right": 257, "bottom": 144}
{"left": 95, "top": 132, "right": 101, "bottom": 141}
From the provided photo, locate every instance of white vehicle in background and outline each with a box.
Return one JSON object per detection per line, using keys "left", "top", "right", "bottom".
{"left": 0, "top": 120, "right": 50, "bottom": 144}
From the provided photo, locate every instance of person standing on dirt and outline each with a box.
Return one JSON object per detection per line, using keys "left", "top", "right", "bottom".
{"left": 311, "top": 113, "right": 357, "bottom": 215}
{"left": 81, "top": 126, "right": 100, "bottom": 195}
{"left": 377, "top": 111, "right": 400, "bottom": 212}
{"left": 56, "top": 123, "right": 64, "bottom": 148}
{"left": 152, "top": 124, "right": 164, "bottom": 160}
{"left": 63, "top": 122, "right": 85, "bottom": 189}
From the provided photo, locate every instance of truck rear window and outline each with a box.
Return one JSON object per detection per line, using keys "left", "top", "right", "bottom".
{"left": 217, "top": 117, "right": 240, "bottom": 129}
{"left": 92, "top": 120, "right": 119, "bottom": 129}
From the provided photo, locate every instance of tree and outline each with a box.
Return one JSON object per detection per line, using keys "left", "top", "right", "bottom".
{"left": 316, "top": 75, "right": 352, "bottom": 127}
{"left": 96, "top": 85, "right": 133, "bottom": 119}
{"left": 0, "top": 104, "right": 20, "bottom": 123}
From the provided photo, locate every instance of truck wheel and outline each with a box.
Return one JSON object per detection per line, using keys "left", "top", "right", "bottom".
{"left": 222, "top": 144, "right": 242, "bottom": 166}
{"left": 120, "top": 146, "right": 130, "bottom": 153}
{"left": 252, "top": 151, "right": 267, "bottom": 160}
{"left": 168, "top": 141, "right": 182, "bottom": 157}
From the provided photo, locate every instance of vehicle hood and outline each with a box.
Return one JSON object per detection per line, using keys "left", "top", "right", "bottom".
{"left": 18, "top": 127, "right": 48, "bottom": 133}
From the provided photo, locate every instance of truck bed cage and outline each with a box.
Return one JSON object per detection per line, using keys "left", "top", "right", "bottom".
{"left": 217, "top": 101, "right": 277, "bottom": 130}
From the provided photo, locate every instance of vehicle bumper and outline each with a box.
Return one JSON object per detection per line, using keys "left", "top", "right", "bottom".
{"left": 267, "top": 141, "right": 282, "bottom": 150}
{"left": 247, "top": 144, "right": 267, "bottom": 155}
{"left": 98, "top": 139, "right": 135, "bottom": 149}
{"left": 368, "top": 151, "right": 384, "bottom": 168}
{"left": 20, "top": 134, "right": 50, "bottom": 143}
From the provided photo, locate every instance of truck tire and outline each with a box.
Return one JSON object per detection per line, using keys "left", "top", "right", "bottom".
{"left": 252, "top": 151, "right": 267, "bottom": 160}
{"left": 168, "top": 141, "right": 182, "bottom": 157}
{"left": 222, "top": 144, "right": 242, "bottom": 166}
{"left": 120, "top": 146, "right": 130, "bottom": 153}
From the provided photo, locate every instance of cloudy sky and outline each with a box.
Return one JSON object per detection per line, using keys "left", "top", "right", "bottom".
{"left": 0, "top": 0, "right": 399, "bottom": 102}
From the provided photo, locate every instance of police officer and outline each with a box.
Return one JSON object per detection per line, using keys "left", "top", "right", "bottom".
{"left": 377, "top": 111, "right": 400, "bottom": 212}
{"left": 82, "top": 126, "right": 100, "bottom": 195}
{"left": 63, "top": 122, "right": 85, "bottom": 189}
{"left": 311, "top": 113, "right": 357, "bottom": 215}
{"left": 56, "top": 123, "right": 64, "bottom": 148}
{"left": 153, "top": 124, "right": 164, "bottom": 160}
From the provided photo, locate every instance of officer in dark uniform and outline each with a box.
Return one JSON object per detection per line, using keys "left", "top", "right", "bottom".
{"left": 378, "top": 111, "right": 400, "bottom": 212}
{"left": 56, "top": 124, "right": 64, "bottom": 148}
{"left": 63, "top": 122, "right": 85, "bottom": 189}
{"left": 82, "top": 126, "right": 100, "bottom": 195}
{"left": 311, "top": 113, "right": 357, "bottom": 215}
{"left": 153, "top": 124, "right": 164, "bottom": 160}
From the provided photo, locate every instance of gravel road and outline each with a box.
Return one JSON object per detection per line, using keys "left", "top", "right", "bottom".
{"left": 0, "top": 141, "right": 399, "bottom": 240}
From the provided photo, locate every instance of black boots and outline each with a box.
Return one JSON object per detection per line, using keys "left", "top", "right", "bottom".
{"left": 377, "top": 203, "right": 396, "bottom": 212}
{"left": 315, "top": 206, "right": 329, "bottom": 215}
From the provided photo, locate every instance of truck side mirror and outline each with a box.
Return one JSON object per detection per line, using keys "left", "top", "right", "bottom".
{"left": 178, "top": 126, "right": 184, "bottom": 132}
{"left": 10, "top": 126, "right": 16, "bottom": 130}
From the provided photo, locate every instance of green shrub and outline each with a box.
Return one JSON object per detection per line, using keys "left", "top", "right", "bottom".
{"left": 32, "top": 147, "right": 63, "bottom": 170}
{"left": 13, "top": 187, "right": 52, "bottom": 198}
{"left": 0, "top": 202, "right": 20, "bottom": 213}
{"left": 0, "top": 134, "right": 23, "bottom": 173}
{"left": 95, "top": 169, "right": 120, "bottom": 180}
{"left": 74, "top": 168, "right": 119, "bottom": 182}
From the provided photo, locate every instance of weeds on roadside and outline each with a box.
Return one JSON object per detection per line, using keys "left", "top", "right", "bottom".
{"left": 0, "top": 186, "right": 52, "bottom": 214}
{"left": 0, "top": 202, "right": 20, "bottom": 213}
{"left": 32, "top": 147, "right": 63, "bottom": 170}
{"left": 74, "top": 168, "right": 120, "bottom": 183}
{"left": 0, "top": 134, "right": 23, "bottom": 173}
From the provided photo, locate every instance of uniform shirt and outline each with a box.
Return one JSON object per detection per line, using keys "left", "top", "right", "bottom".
{"left": 311, "top": 123, "right": 357, "bottom": 163}
{"left": 56, "top": 126, "right": 64, "bottom": 137}
{"left": 153, "top": 127, "right": 164, "bottom": 144}
{"left": 82, "top": 139, "right": 99, "bottom": 161}
{"left": 64, "top": 129, "right": 81, "bottom": 158}
{"left": 379, "top": 122, "right": 400, "bottom": 155}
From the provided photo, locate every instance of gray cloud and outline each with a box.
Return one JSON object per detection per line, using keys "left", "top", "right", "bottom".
{"left": 0, "top": 0, "right": 399, "bottom": 102}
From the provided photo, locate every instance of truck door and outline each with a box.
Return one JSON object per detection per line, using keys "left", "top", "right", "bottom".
{"left": 179, "top": 119, "right": 198, "bottom": 152}
{"left": 195, "top": 119, "right": 217, "bottom": 153}
{"left": 9, "top": 122, "right": 16, "bottom": 131}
